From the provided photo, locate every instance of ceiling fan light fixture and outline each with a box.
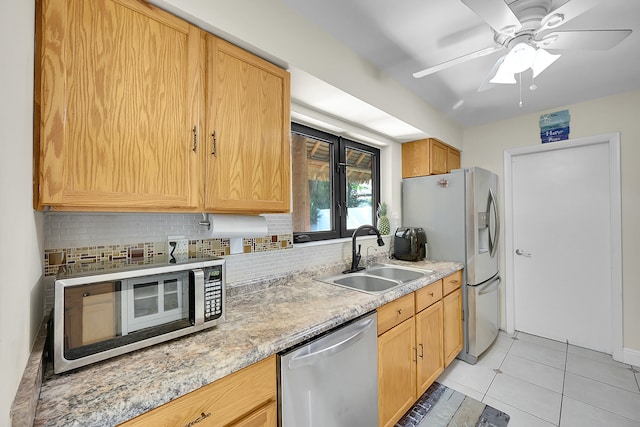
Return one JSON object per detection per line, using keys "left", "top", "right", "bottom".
{"left": 532, "top": 48, "right": 561, "bottom": 78}
{"left": 490, "top": 65, "right": 516, "bottom": 84}
{"left": 504, "top": 42, "right": 536, "bottom": 73}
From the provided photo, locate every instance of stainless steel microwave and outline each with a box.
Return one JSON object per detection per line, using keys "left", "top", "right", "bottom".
{"left": 52, "top": 257, "right": 225, "bottom": 373}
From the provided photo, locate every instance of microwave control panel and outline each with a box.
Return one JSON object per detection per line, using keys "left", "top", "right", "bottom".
{"left": 204, "top": 266, "right": 223, "bottom": 321}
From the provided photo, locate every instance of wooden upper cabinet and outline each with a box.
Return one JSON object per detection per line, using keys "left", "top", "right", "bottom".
{"left": 401, "top": 138, "right": 461, "bottom": 178}
{"left": 204, "top": 36, "right": 291, "bottom": 214}
{"left": 401, "top": 139, "right": 430, "bottom": 178}
{"left": 447, "top": 146, "right": 461, "bottom": 171}
{"left": 35, "top": 0, "right": 202, "bottom": 210}
{"left": 429, "top": 139, "right": 448, "bottom": 175}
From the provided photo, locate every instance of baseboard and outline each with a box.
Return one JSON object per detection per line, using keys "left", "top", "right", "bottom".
{"left": 622, "top": 347, "right": 640, "bottom": 367}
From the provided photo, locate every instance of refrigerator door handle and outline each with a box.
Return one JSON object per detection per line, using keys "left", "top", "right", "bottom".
{"left": 478, "top": 276, "right": 501, "bottom": 296}
{"left": 488, "top": 187, "right": 500, "bottom": 258}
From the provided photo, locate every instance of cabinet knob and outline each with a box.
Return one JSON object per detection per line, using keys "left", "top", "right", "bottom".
{"left": 429, "top": 292, "right": 434, "bottom": 297}
{"left": 397, "top": 308, "right": 402, "bottom": 315}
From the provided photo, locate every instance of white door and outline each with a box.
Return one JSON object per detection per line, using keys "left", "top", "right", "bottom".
{"left": 505, "top": 135, "right": 622, "bottom": 355}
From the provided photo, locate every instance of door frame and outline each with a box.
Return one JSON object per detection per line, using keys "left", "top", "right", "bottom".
{"left": 503, "top": 133, "right": 622, "bottom": 361}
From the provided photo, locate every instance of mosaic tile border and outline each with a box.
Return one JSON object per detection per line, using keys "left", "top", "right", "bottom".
{"left": 44, "top": 234, "right": 293, "bottom": 277}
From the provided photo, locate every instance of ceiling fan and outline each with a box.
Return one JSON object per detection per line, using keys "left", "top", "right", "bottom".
{"left": 413, "top": 0, "right": 632, "bottom": 91}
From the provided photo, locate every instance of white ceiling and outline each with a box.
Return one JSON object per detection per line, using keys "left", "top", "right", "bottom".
{"left": 282, "top": 0, "right": 640, "bottom": 129}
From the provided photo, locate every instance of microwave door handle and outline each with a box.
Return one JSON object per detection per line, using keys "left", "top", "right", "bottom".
{"left": 192, "top": 269, "right": 205, "bottom": 326}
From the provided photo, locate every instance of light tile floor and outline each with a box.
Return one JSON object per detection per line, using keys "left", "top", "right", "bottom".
{"left": 437, "top": 331, "right": 640, "bottom": 427}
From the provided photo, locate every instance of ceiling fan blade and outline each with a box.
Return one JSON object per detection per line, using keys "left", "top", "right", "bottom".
{"left": 478, "top": 55, "right": 506, "bottom": 92}
{"left": 413, "top": 46, "right": 501, "bottom": 78}
{"left": 538, "top": 0, "right": 599, "bottom": 33}
{"left": 461, "top": 0, "right": 522, "bottom": 35}
{"left": 532, "top": 48, "right": 561, "bottom": 78}
{"left": 537, "top": 29, "right": 632, "bottom": 50}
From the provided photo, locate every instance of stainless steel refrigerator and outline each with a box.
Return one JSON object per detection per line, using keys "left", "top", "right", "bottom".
{"left": 402, "top": 167, "right": 500, "bottom": 364}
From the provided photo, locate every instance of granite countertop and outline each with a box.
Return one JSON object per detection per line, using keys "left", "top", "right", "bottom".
{"left": 31, "top": 258, "right": 462, "bottom": 426}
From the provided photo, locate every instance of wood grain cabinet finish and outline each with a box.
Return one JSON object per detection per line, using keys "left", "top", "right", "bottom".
{"left": 377, "top": 272, "right": 463, "bottom": 426}
{"left": 443, "top": 270, "right": 463, "bottom": 296}
{"left": 120, "top": 355, "right": 277, "bottom": 427}
{"left": 35, "top": 0, "right": 202, "bottom": 211}
{"left": 204, "top": 36, "right": 291, "bottom": 214}
{"left": 443, "top": 287, "right": 463, "bottom": 367}
{"left": 401, "top": 138, "right": 461, "bottom": 178}
{"left": 377, "top": 317, "right": 416, "bottom": 427}
{"left": 415, "top": 300, "right": 444, "bottom": 396}
{"left": 35, "top": 0, "right": 291, "bottom": 214}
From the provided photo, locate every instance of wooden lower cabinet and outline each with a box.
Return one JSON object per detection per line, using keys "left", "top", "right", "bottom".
{"left": 443, "top": 287, "right": 463, "bottom": 367}
{"left": 415, "top": 300, "right": 444, "bottom": 396}
{"left": 378, "top": 317, "right": 416, "bottom": 427}
{"left": 120, "top": 356, "right": 276, "bottom": 427}
{"left": 377, "top": 271, "right": 462, "bottom": 427}
{"left": 229, "top": 401, "right": 276, "bottom": 427}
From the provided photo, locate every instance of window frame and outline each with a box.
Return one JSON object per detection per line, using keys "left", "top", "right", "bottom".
{"left": 291, "top": 122, "right": 381, "bottom": 243}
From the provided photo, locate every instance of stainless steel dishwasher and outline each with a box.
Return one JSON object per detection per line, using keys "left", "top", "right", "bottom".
{"left": 279, "top": 312, "right": 378, "bottom": 426}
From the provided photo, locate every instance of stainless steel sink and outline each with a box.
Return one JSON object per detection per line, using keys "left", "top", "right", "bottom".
{"left": 366, "top": 264, "right": 431, "bottom": 283}
{"left": 332, "top": 275, "right": 401, "bottom": 294}
{"left": 317, "top": 263, "right": 431, "bottom": 295}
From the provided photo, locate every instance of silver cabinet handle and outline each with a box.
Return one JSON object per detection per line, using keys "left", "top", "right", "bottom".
{"left": 515, "top": 249, "right": 531, "bottom": 257}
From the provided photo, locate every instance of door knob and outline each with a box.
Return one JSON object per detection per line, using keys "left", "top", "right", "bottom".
{"left": 515, "top": 249, "right": 532, "bottom": 257}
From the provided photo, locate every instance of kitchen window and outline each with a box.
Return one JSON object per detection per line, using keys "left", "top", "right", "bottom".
{"left": 291, "top": 123, "right": 380, "bottom": 243}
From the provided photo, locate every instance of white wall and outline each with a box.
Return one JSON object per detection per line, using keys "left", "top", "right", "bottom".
{"left": 462, "top": 89, "right": 640, "bottom": 354}
{"left": 0, "top": 0, "right": 44, "bottom": 424}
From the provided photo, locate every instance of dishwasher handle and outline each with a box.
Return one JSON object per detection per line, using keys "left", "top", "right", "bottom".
{"left": 288, "top": 317, "right": 374, "bottom": 369}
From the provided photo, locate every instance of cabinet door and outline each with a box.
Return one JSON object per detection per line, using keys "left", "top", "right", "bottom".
{"left": 401, "top": 139, "right": 430, "bottom": 178}
{"left": 443, "top": 288, "right": 463, "bottom": 366}
{"left": 205, "top": 36, "right": 290, "bottom": 214}
{"left": 447, "top": 147, "right": 461, "bottom": 172}
{"left": 378, "top": 318, "right": 416, "bottom": 427}
{"left": 415, "top": 301, "right": 444, "bottom": 396}
{"left": 429, "top": 139, "right": 449, "bottom": 175}
{"left": 36, "top": 0, "right": 202, "bottom": 210}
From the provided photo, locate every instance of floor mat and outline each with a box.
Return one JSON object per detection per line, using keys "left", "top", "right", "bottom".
{"left": 395, "top": 382, "right": 510, "bottom": 427}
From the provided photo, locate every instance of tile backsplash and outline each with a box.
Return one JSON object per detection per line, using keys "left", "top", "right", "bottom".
{"left": 42, "top": 212, "right": 389, "bottom": 311}
{"left": 43, "top": 212, "right": 295, "bottom": 310}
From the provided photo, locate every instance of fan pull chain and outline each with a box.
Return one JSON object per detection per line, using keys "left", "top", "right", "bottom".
{"left": 519, "top": 73, "right": 523, "bottom": 107}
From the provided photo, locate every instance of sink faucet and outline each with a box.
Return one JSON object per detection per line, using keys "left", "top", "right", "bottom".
{"left": 343, "top": 225, "right": 385, "bottom": 274}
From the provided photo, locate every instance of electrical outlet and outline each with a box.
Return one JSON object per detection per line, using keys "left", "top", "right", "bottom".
{"left": 167, "top": 235, "right": 188, "bottom": 257}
